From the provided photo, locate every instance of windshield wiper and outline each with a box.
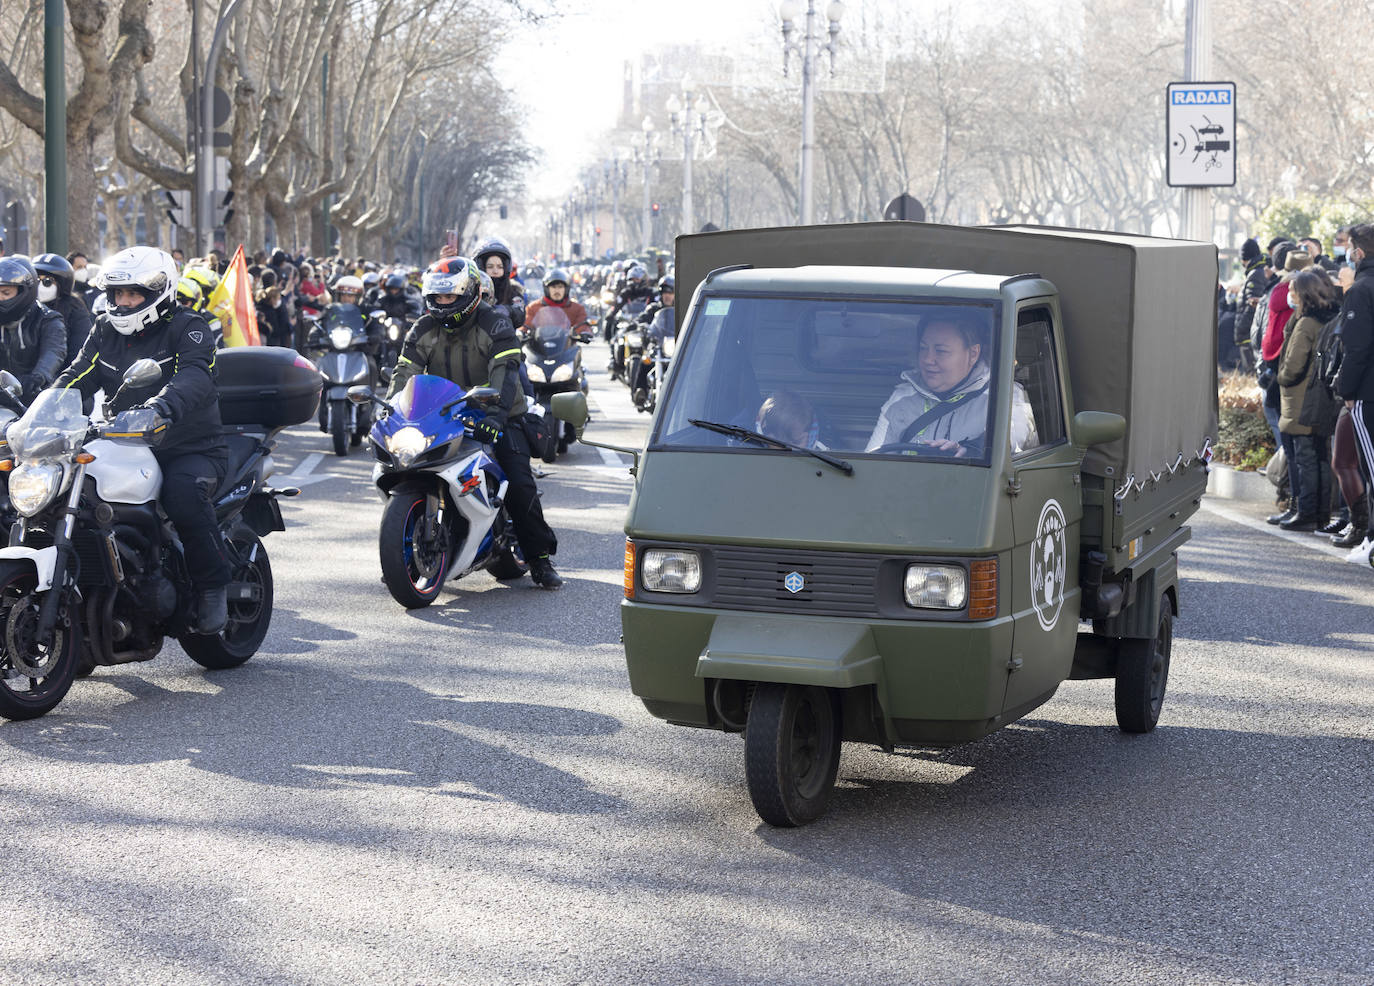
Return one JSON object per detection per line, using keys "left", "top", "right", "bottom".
{"left": 688, "top": 419, "right": 853, "bottom": 475}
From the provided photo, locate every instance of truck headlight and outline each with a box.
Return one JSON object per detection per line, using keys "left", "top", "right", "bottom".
{"left": 9, "top": 462, "right": 63, "bottom": 517}
{"left": 551, "top": 363, "right": 574, "bottom": 382}
{"left": 640, "top": 548, "right": 702, "bottom": 593}
{"left": 384, "top": 427, "right": 430, "bottom": 468}
{"left": 903, "top": 564, "right": 967, "bottom": 610}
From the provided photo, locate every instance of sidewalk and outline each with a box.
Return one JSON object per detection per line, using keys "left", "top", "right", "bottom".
{"left": 1204, "top": 465, "right": 1369, "bottom": 563}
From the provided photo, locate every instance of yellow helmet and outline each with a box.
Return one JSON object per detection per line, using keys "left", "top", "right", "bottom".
{"left": 183, "top": 265, "right": 220, "bottom": 295}
{"left": 176, "top": 275, "right": 204, "bottom": 308}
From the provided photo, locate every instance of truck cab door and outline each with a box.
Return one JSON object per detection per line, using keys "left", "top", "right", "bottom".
{"left": 1004, "top": 302, "right": 1082, "bottom": 716}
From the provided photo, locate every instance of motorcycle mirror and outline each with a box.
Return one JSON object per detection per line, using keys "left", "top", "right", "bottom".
{"left": 551, "top": 392, "right": 588, "bottom": 434}
{"left": 0, "top": 370, "right": 21, "bottom": 399}
{"left": 122, "top": 358, "right": 163, "bottom": 389}
{"left": 346, "top": 385, "right": 373, "bottom": 405}
{"left": 370, "top": 310, "right": 386, "bottom": 319}
{"left": 379, "top": 366, "right": 394, "bottom": 384}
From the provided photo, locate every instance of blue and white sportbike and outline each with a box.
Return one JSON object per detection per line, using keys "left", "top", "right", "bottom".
{"left": 360, "top": 374, "right": 527, "bottom": 609}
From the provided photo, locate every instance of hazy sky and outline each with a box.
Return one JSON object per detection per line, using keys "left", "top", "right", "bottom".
{"left": 505, "top": 0, "right": 797, "bottom": 200}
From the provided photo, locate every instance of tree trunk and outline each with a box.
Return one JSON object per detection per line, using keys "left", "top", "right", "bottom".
{"left": 65, "top": 132, "right": 102, "bottom": 253}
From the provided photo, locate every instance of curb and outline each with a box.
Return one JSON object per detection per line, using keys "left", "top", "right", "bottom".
{"left": 1205, "top": 465, "right": 1278, "bottom": 505}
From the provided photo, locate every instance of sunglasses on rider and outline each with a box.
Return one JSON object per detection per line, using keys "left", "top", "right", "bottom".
{"left": 38, "top": 276, "right": 56, "bottom": 286}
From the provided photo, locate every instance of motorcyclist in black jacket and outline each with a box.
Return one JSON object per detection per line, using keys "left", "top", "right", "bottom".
{"left": 370, "top": 272, "right": 422, "bottom": 324}
{"left": 387, "top": 256, "right": 561, "bottom": 589}
{"left": 54, "top": 246, "right": 230, "bottom": 634}
{"left": 0, "top": 256, "right": 68, "bottom": 402}
{"left": 34, "top": 253, "right": 94, "bottom": 359}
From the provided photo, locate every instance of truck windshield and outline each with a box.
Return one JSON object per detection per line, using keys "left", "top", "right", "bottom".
{"left": 654, "top": 295, "right": 1002, "bottom": 463}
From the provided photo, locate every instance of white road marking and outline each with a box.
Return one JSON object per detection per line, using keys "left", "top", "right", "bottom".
{"left": 276, "top": 451, "right": 334, "bottom": 488}
{"left": 584, "top": 392, "right": 630, "bottom": 468}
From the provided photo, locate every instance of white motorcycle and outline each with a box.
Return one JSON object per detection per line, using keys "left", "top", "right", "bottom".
{"left": 0, "top": 350, "right": 317, "bottom": 721}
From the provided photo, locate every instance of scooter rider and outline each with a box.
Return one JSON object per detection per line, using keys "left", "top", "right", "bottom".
{"left": 605, "top": 262, "right": 653, "bottom": 342}
{"left": 0, "top": 255, "right": 68, "bottom": 402}
{"left": 54, "top": 246, "right": 230, "bottom": 634}
{"left": 628, "top": 276, "right": 675, "bottom": 407}
{"left": 374, "top": 272, "right": 421, "bottom": 324}
{"left": 33, "top": 253, "right": 94, "bottom": 359}
{"left": 387, "top": 256, "right": 562, "bottom": 589}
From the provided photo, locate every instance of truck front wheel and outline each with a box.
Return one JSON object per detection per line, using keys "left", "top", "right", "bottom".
{"left": 745, "top": 683, "right": 842, "bottom": 827}
{"left": 1114, "top": 594, "right": 1173, "bottom": 733}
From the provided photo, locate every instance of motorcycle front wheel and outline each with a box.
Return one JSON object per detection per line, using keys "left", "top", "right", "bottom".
{"left": 0, "top": 561, "right": 81, "bottom": 721}
{"left": 379, "top": 483, "right": 451, "bottom": 608}
{"left": 181, "top": 527, "right": 273, "bottom": 670}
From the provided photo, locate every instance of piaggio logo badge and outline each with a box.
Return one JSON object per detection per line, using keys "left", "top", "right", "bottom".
{"left": 784, "top": 571, "right": 805, "bottom": 594}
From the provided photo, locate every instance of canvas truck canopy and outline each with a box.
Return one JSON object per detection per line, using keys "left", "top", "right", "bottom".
{"left": 674, "top": 222, "right": 1219, "bottom": 485}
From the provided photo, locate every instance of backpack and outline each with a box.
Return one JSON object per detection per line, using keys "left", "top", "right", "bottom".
{"left": 1318, "top": 311, "right": 1344, "bottom": 392}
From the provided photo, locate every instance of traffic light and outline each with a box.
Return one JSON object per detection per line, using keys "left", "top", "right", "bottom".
{"left": 572, "top": 242, "right": 582, "bottom": 257}
{"left": 215, "top": 190, "right": 234, "bottom": 228}
{"left": 651, "top": 202, "right": 660, "bottom": 215}
{"left": 162, "top": 190, "right": 189, "bottom": 226}
{"left": 499, "top": 204, "right": 508, "bottom": 219}
{"left": 595, "top": 226, "right": 602, "bottom": 235}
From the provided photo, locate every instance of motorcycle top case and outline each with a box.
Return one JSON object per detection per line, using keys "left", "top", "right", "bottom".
{"left": 216, "top": 346, "right": 323, "bottom": 428}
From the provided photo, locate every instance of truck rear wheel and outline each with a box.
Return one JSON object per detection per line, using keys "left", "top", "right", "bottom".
{"left": 1114, "top": 594, "right": 1172, "bottom": 733}
{"left": 745, "top": 683, "right": 841, "bottom": 827}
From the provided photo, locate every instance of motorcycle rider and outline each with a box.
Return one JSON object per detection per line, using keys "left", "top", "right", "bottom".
{"left": 374, "top": 272, "right": 421, "bottom": 324}
{"left": 524, "top": 268, "right": 589, "bottom": 335}
{"left": 387, "top": 256, "right": 562, "bottom": 589}
{"left": 308, "top": 274, "right": 385, "bottom": 358}
{"left": 605, "top": 262, "right": 653, "bottom": 343}
{"left": 628, "top": 276, "right": 675, "bottom": 408}
{"left": 55, "top": 246, "right": 230, "bottom": 634}
{"left": 471, "top": 237, "right": 526, "bottom": 330}
{"left": 33, "top": 252, "right": 94, "bottom": 360}
{"left": 0, "top": 256, "right": 68, "bottom": 402}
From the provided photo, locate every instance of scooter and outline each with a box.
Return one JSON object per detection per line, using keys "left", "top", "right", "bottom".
{"left": 358, "top": 375, "right": 527, "bottom": 609}
{"left": 523, "top": 308, "right": 590, "bottom": 456}
{"left": 310, "top": 305, "right": 377, "bottom": 456}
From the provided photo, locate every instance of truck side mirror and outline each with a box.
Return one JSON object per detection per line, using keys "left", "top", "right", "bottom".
{"left": 551, "top": 392, "right": 588, "bottom": 435}
{"left": 1073, "top": 410, "right": 1127, "bottom": 448}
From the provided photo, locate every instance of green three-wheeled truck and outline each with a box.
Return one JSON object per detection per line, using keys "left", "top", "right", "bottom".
{"left": 555, "top": 222, "right": 1218, "bottom": 826}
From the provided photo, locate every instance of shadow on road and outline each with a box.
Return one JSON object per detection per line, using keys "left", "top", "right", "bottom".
{"left": 0, "top": 665, "right": 626, "bottom": 817}
{"left": 755, "top": 718, "right": 1374, "bottom": 979}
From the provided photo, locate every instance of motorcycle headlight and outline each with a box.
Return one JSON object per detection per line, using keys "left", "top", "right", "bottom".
{"left": 384, "top": 426, "right": 431, "bottom": 468}
{"left": 330, "top": 327, "right": 353, "bottom": 350}
{"left": 903, "top": 564, "right": 968, "bottom": 610}
{"left": 640, "top": 548, "right": 702, "bottom": 594}
{"left": 8, "top": 462, "right": 63, "bottom": 517}
{"left": 526, "top": 363, "right": 546, "bottom": 383}
{"left": 551, "top": 363, "right": 574, "bottom": 382}
{"left": 388, "top": 325, "right": 400, "bottom": 340}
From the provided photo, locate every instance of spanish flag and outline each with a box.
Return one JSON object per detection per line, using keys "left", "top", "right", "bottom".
{"left": 210, "top": 245, "right": 261, "bottom": 347}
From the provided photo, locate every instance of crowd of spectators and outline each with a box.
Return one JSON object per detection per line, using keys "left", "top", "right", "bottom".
{"left": 1220, "top": 225, "right": 1374, "bottom": 559}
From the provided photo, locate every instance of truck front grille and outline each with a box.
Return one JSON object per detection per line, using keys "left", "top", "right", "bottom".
{"left": 711, "top": 545, "right": 882, "bottom": 618}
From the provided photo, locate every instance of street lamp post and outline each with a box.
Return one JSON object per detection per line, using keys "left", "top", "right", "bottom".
{"left": 197, "top": 0, "right": 247, "bottom": 255}
{"left": 636, "top": 117, "right": 658, "bottom": 253}
{"left": 43, "top": 0, "right": 67, "bottom": 254}
{"left": 779, "top": 0, "right": 844, "bottom": 226}
{"left": 667, "top": 82, "right": 720, "bottom": 238}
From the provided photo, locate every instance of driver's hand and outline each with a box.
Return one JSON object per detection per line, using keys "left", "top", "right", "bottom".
{"left": 921, "top": 438, "right": 966, "bottom": 457}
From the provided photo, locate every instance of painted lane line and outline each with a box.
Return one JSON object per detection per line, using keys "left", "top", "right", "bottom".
{"left": 584, "top": 392, "right": 630, "bottom": 467}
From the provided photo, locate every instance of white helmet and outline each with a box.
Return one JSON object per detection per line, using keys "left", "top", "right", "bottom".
{"left": 335, "top": 275, "right": 364, "bottom": 299}
{"left": 98, "top": 247, "right": 178, "bottom": 336}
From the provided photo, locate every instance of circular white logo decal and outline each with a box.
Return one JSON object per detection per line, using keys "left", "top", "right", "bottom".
{"left": 1031, "top": 499, "right": 1067, "bottom": 631}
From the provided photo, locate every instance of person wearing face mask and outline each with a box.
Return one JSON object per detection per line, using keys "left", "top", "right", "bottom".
{"left": 0, "top": 255, "right": 68, "bottom": 402}
{"left": 1334, "top": 224, "right": 1374, "bottom": 554}
{"left": 1274, "top": 270, "right": 1343, "bottom": 530}
{"left": 54, "top": 246, "right": 230, "bottom": 633}
{"left": 33, "top": 253, "right": 94, "bottom": 358}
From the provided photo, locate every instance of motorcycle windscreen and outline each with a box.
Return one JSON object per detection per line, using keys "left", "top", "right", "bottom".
{"left": 530, "top": 307, "right": 572, "bottom": 354}
{"left": 325, "top": 306, "right": 365, "bottom": 331}
{"left": 391, "top": 373, "right": 465, "bottom": 423}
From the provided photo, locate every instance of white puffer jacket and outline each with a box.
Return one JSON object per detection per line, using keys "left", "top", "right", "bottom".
{"left": 867, "top": 361, "right": 1037, "bottom": 454}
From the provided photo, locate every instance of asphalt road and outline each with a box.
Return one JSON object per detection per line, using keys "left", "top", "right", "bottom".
{"left": 1, "top": 347, "right": 1371, "bottom": 986}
